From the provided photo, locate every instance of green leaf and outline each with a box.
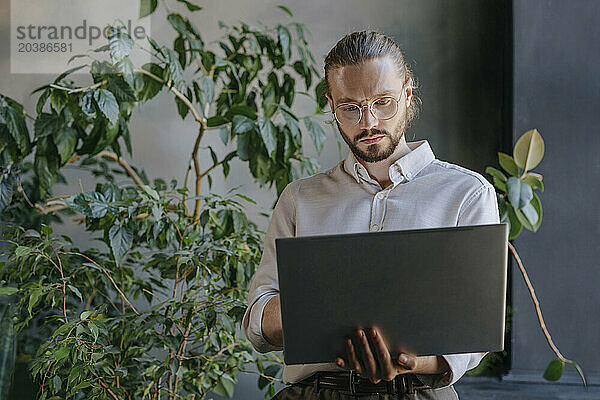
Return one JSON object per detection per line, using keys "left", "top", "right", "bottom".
{"left": 219, "top": 126, "right": 229, "bottom": 145}
{"left": 206, "top": 115, "right": 229, "bottom": 127}
{"left": 35, "top": 137, "right": 60, "bottom": 196}
{"left": 522, "top": 172, "right": 544, "bottom": 192}
{"left": 163, "top": 47, "right": 185, "bottom": 89}
{"left": 506, "top": 204, "right": 522, "bottom": 240}
{"left": 567, "top": 360, "right": 587, "bottom": 387}
{"left": 277, "top": 5, "right": 293, "bottom": 17}
{"left": 106, "top": 75, "right": 137, "bottom": 103}
{"left": 80, "top": 91, "right": 96, "bottom": 117}
{"left": 142, "top": 184, "right": 159, "bottom": 200}
{"left": 226, "top": 104, "right": 257, "bottom": 120}
{"left": 231, "top": 115, "right": 255, "bottom": 134}
{"left": 0, "top": 95, "right": 30, "bottom": 154}
{"left": 80, "top": 310, "right": 94, "bottom": 320}
{"left": 175, "top": 94, "right": 189, "bottom": 120}
{"left": 34, "top": 112, "right": 62, "bottom": 139}
{"left": 108, "top": 29, "right": 134, "bottom": 61}
{"left": 277, "top": 25, "right": 292, "bottom": 61}
{"left": 88, "top": 321, "right": 99, "bottom": 340}
{"left": 543, "top": 358, "right": 564, "bottom": 381}
{"left": 140, "top": 0, "right": 158, "bottom": 18}
{"left": 52, "top": 375, "right": 62, "bottom": 392}
{"left": 236, "top": 131, "right": 250, "bottom": 161}
{"left": 201, "top": 75, "right": 215, "bottom": 104}
{"left": 282, "top": 73, "right": 295, "bottom": 107}
{"left": 514, "top": 128, "right": 544, "bottom": 173}
{"left": 498, "top": 152, "right": 519, "bottom": 176}
{"left": 258, "top": 117, "right": 277, "bottom": 158}
{"left": 520, "top": 202, "right": 538, "bottom": 227}
{"left": 109, "top": 224, "right": 133, "bottom": 266}
{"left": 0, "top": 287, "right": 18, "bottom": 296}
{"left": 212, "top": 374, "right": 235, "bottom": 397}
{"left": 176, "top": 0, "right": 202, "bottom": 11}
{"left": 485, "top": 166, "right": 507, "bottom": 183}
{"left": 15, "top": 245, "right": 33, "bottom": 258}
{"left": 235, "top": 193, "right": 257, "bottom": 204}
{"left": 68, "top": 285, "right": 83, "bottom": 302}
{"left": 303, "top": 117, "right": 326, "bottom": 153}
{"left": 315, "top": 78, "right": 328, "bottom": 110}
{"left": 28, "top": 289, "right": 43, "bottom": 315}
{"left": 506, "top": 176, "right": 533, "bottom": 209}
{"left": 94, "top": 89, "right": 119, "bottom": 126}
{"left": 486, "top": 166, "right": 508, "bottom": 192}
{"left": 50, "top": 90, "right": 68, "bottom": 115}
{"left": 136, "top": 63, "right": 164, "bottom": 101}
{"left": 54, "top": 126, "right": 77, "bottom": 164}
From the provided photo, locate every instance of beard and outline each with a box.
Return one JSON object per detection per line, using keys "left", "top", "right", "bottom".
{"left": 336, "top": 118, "right": 407, "bottom": 163}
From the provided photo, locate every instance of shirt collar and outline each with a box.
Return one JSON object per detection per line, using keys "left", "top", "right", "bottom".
{"left": 342, "top": 140, "right": 435, "bottom": 184}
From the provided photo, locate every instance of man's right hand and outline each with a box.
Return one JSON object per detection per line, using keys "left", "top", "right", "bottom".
{"left": 261, "top": 295, "right": 283, "bottom": 347}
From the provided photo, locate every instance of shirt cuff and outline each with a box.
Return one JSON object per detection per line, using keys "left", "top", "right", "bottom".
{"left": 243, "top": 292, "right": 282, "bottom": 353}
{"left": 415, "top": 352, "right": 486, "bottom": 388}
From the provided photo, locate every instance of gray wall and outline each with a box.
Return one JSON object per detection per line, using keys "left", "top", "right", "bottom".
{"left": 509, "top": 0, "right": 600, "bottom": 385}
{"left": 1, "top": 0, "right": 509, "bottom": 398}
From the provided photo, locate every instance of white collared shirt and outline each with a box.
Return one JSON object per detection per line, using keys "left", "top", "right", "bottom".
{"left": 243, "top": 140, "right": 500, "bottom": 386}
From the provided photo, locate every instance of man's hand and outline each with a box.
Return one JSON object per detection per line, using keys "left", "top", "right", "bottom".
{"left": 334, "top": 326, "right": 450, "bottom": 384}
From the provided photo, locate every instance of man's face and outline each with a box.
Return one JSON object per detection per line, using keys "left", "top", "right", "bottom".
{"left": 326, "top": 56, "right": 412, "bottom": 163}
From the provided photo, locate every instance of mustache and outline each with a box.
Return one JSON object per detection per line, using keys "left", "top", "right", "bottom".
{"left": 355, "top": 129, "right": 389, "bottom": 142}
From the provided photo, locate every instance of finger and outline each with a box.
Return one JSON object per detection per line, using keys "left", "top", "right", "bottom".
{"left": 345, "top": 338, "right": 362, "bottom": 373}
{"left": 396, "top": 353, "right": 417, "bottom": 371}
{"left": 370, "top": 327, "right": 396, "bottom": 381}
{"left": 356, "top": 329, "right": 379, "bottom": 383}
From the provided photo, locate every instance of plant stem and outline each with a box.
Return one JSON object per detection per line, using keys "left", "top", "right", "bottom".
{"left": 133, "top": 68, "right": 205, "bottom": 124}
{"left": 191, "top": 126, "right": 205, "bottom": 221}
{"left": 96, "top": 151, "right": 145, "bottom": 187}
{"left": 60, "top": 251, "right": 140, "bottom": 315}
{"left": 508, "top": 241, "right": 568, "bottom": 362}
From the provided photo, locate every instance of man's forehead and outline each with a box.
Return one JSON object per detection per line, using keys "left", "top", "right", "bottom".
{"left": 328, "top": 57, "right": 404, "bottom": 102}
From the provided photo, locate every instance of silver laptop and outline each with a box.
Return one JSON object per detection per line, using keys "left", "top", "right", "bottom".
{"left": 275, "top": 223, "right": 508, "bottom": 365}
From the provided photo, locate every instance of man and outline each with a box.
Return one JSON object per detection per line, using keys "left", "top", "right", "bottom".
{"left": 243, "top": 31, "right": 499, "bottom": 399}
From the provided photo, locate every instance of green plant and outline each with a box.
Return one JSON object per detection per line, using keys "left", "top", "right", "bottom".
{"left": 0, "top": 2, "right": 327, "bottom": 399}
{"left": 476, "top": 129, "right": 586, "bottom": 385}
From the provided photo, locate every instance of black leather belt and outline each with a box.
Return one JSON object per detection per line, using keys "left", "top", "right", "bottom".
{"left": 295, "top": 370, "right": 431, "bottom": 395}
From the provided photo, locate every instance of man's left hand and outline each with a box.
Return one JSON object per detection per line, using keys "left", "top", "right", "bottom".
{"left": 335, "top": 326, "right": 445, "bottom": 384}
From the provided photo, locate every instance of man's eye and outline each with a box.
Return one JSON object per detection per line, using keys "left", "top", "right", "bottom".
{"left": 375, "top": 98, "right": 391, "bottom": 106}
{"left": 341, "top": 105, "right": 359, "bottom": 112}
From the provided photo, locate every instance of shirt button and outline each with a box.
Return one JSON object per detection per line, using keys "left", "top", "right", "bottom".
{"left": 370, "top": 224, "right": 379, "bottom": 231}
{"left": 405, "top": 172, "right": 412, "bottom": 179}
{"left": 376, "top": 192, "right": 385, "bottom": 200}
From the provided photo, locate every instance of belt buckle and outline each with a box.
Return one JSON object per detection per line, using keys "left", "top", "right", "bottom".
{"left": 396, "top": 374, "right": 415, "bottom": 395}
{"left": 349, "top": 370, "right": 360, "bottom": 395}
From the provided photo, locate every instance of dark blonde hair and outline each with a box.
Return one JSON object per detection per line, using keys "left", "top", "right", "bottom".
{"left": 324, "top": 31, "right": 421, "bottom": 127}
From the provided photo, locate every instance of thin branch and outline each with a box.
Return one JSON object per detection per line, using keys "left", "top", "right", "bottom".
{"left": 199, "top": 159, "right": 223, "bottom": 178}
{"left": 96, "top": 150, "right": 145, "bottom": 188}
{"left": 508, "top": 241, "right": 569, "bottom": 362}
{"left": 60, "top": 251, "right": 140, "bottom": 315}
{"left": 191, "top": 126, "right": 205, "bottom": 221}
{"left": 50, "top": 79, "right": 107, "bottom": 94}
{"left": 133, "top": 68, "right": 206, "bottom": 124}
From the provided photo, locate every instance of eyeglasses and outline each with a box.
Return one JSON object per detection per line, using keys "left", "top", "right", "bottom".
{"left": 332, "top": 96, "right": 401, "bottom": 126}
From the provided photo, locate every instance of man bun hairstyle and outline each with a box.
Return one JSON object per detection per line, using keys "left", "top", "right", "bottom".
{"left": 324, "top": 30, "right": 421, "bottom": 128}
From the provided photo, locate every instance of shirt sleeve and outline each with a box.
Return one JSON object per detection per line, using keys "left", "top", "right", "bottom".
{"left": 417, "top": 181, "right": 501, "bottom": 388}
{"left": 242, "top": 182, "right": 297, "bottom": 353}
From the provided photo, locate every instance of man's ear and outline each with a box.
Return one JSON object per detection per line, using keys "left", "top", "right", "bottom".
{"left": 326, "top": 93, "right": 334, "bottom": 114}
{"left": 404, "top": 78, "right": 413, "bottom": 108}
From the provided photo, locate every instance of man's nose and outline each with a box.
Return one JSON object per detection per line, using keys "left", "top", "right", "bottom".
{"left": 357, "top": 105, "right": 378, "bottom": 130}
